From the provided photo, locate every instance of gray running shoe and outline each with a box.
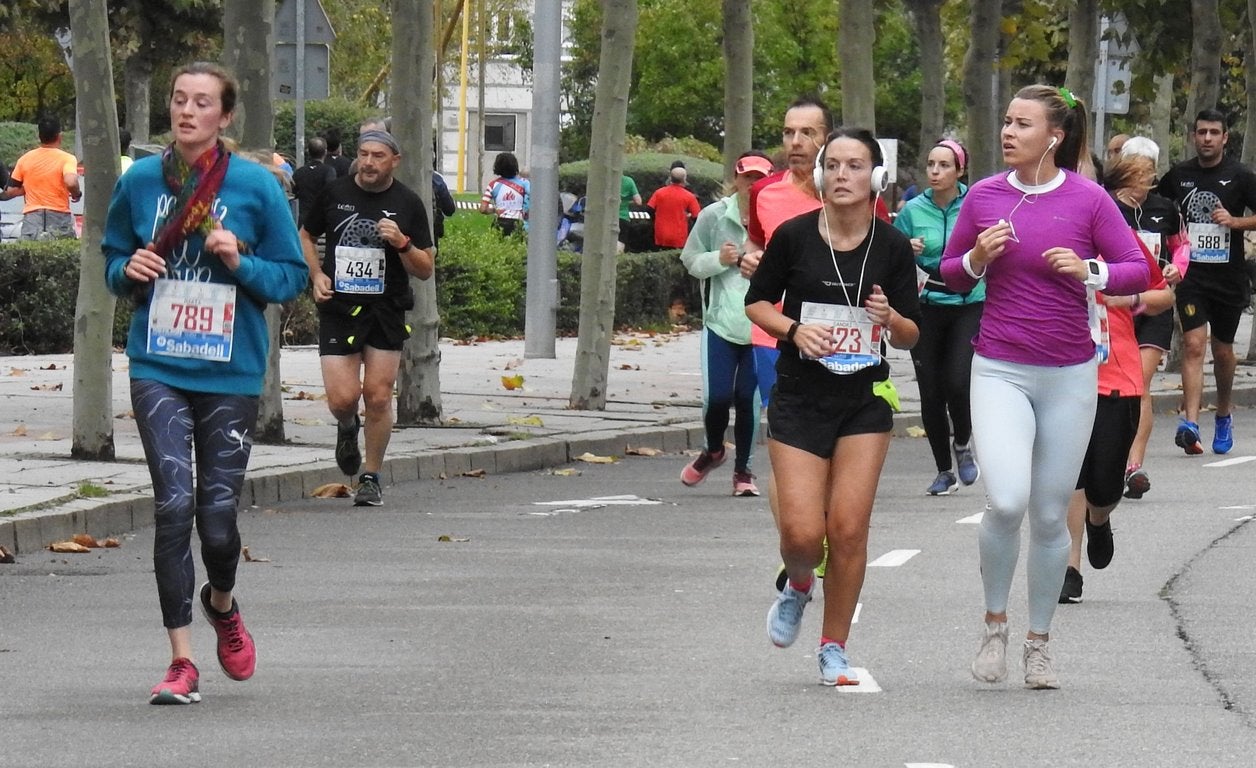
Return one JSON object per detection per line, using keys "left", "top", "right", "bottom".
{"left": 1023, "top": 638, "right": 1060, "bottom": 689}
{"left": 354, "top": 473, "right": 383, "bottom": 507}
{"left": 971, "top": 620, "right": 1008, "bottom": 683}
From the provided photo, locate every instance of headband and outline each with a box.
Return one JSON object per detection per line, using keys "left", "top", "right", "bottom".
{"left": 936, "top": 139, "right": 967, "bottom": 170}
{"left": 358, "top": 130, "right": 400, "bottom": 155}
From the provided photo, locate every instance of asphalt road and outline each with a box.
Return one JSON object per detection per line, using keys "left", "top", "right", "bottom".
{"left": 2, "top": 410, "right": 1254, "bottom": 767}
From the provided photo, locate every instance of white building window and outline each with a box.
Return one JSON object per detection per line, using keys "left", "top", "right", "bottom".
{"left": 484, "top": 114, "right": 517, "bottom": 151}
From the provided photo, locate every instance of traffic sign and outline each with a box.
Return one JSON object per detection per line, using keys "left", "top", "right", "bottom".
{"left": 275, "top": 0, "right": 335, "bottom": 44}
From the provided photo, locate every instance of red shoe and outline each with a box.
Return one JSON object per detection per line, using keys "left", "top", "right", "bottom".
{"left": 150, "top": 658, "right": 201, "bottom": 704}
{"left": 680, "top": 448, "right": 726, "bottom": 486}
{"left": 732, "top": 471, "right": 760, "bottom": 497}
{"left": 200, "top": 583, "right": 257, "bottom": 681}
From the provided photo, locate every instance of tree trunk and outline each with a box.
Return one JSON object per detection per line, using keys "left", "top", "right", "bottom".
{"left": 721, "top": 0, "right": 753, "bottom": 179}
{"left": 123, "top": 54, "right": 152, "bottom": 145}
{"left": 838, "top": 0, "right": 876, "bottom": 130}
{"left": 222, "top": 0, "right": 286, "bottom": 442}
{"left": 394, "top": 0, "right": 444, "bottom": 424}
{"left": 1064, "top": 0, "right": 1098, "bottom": 114}
{"left": 69, "top": 0, "right": 119, "bottom": 461}
{"left": 963, "top": 0, "right": 1002, "bottom": 181}
{"left": 907, "top": 0, "right": 945, "bottom": 170}
{"left": 570, "top": 0, "right": 638, "bottom": 411}
{"left": 1184, "top": 0, "right": 1221, "bottom": 160}
{"left": 1152, "top": 72, "right": 1174, "bottom": 177}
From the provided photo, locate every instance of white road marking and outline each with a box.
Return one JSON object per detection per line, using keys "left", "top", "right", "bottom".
{"left": 1221, "top": 504, "right": 1256, "bottom": 510}
{"left": 905, "top": 764, "right": 956, "bottom": 768}
{"left": 851, "top": 602, "right": 862, "bottom": 624}
{"left": 1205, "top": 456, "right": 1256, "bottom": 468}
{"left": 868, "top": 549, "right": 920, "bottom": 567}
{"left": 1235, "top": 515, "right": 1254, "bottom": 522}
{"left": 837, "top": 668, "right": 880, "bottom": 693}
{"left": 956, "top": 512, "right": 984, "bottom": 525}
{"left": 533, "top": 494, "right": 662, "bottom": 508}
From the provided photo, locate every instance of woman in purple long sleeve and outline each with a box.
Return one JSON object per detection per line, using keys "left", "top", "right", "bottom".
{"left": 940, "top": 85, "right": 1149, "bottom": 690}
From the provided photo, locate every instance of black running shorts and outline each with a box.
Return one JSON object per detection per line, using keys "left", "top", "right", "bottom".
{"left": 766, "top": 373, "right": 893, "bottom": 459}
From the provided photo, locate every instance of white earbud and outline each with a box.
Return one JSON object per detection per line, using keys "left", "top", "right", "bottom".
{"left": 1047, "top": 136, "right": 1058, "bottom": 150}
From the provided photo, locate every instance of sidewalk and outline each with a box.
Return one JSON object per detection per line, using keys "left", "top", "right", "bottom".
{"left": 2, "top": 324, "right": 1254, "bottom": 555}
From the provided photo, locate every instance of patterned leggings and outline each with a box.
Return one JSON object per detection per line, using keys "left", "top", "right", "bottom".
{"left": 131, "top": 379, "right": 258, "bottom": 629}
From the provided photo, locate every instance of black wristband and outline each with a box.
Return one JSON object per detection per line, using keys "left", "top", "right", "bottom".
{"left": 785, "top": 321, "right": 800, "bottom": 342}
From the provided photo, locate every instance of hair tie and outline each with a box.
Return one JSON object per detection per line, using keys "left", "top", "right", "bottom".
{"left": 1058, "top": 87, "right": 1078, "bottom": 108}
{"left": 936, "top": 139, "right": 967, "bottom": 171}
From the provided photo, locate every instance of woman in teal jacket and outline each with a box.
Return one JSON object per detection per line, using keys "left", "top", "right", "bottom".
{"left": 103, "top": 62, "right": 307, "bottom": 705}
{"left": 894, "top": 139, "right": 984, "bottom": 495}
{"left": 678, "top": 151, "right": 773, "bottom": 496}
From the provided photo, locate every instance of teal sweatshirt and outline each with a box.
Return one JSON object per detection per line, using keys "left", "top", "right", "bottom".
{"left": 102, "top": 153, "right": 308, "bottom": 396}
{"left": 680, "top": 194, "right": 752, "bottom": 344}
{"left": 894, "top": 183, "right": 984, "bottom": 306}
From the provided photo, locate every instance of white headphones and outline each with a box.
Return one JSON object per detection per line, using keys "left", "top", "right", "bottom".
{"left": 813, "top": 144, "right": 889, "bottom": 198}
{"left": 1047, "top": 136, "right": 1058, "bottom": 150}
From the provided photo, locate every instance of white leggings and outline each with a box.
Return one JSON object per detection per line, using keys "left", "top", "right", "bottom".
{"left": 970, "top": 353, "right": 1097, "bottom": 635}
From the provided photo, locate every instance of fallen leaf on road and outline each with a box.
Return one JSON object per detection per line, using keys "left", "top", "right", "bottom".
{"left": 905, "top": 426, "right": 927, "bottom": 438}
{"left": 12, "top": 425, "right": 27, "bottom": 436}
{"left": 115, "top": 411, "right": 134, "bottom": 420}
{"left": 8, "top": 367, "right": 26, "bottom": 376}
{"left": 548, "top": 468, "right": 580, "bottom": 476}
{"left": 40, "top": 363, "right": 62, "bottom": 370}
{"left": 501, "top": 374, "right": 525, "bottom": 390}
{"left": 30, "top": 383, "right": 62, "bottom": 391}
{"left": 292, "top": 417, "right": 328, "bottom": 426}
{"left": 626, "top": 446, "right": 662, "bottom": 457}
{"left": 287, "top": 390, "right": 325, "bottom": 400}
{"left": 508, "top": 415, "right": 544, "bottom": 427}
{"left": 446, "top": 417, "right": 463, "bottom": 424}
{"left": 575, "top": 452, "right": 617, "bottom": 464}
{"left": 242, "top": 546, "right": 271, "bottom": 563}
{"left": 72, "top": 533, "right": 100, "bottom": 548}
{"left": 437, "top": 535, "right": 471, "bottom": 542}
{"left": 503, "top": 358, "right": 523, "bottom": 370}
{"left": 0, "top": 545, "right": 14, "bottom": 564}
{"left": 618, "top": 364, "right": 639, "bottom": 370}
{"left": 49, "top": 541, "right": 91, "bottom": 553}
{"left": 36, "top": 432, "right": 60, "bottom": 440}
{"left": 102, "top": 538, "right": 119, "bottom": 548}
{"left": 310, "top": 482, "right": 353, "bottom": 498}
{"left": 461, "top": 468, "right": 488, "bottom": 478}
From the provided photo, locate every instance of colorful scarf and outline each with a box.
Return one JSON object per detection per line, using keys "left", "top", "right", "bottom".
{"left": 151, "top": 141, "right": 230, "bottom": 260}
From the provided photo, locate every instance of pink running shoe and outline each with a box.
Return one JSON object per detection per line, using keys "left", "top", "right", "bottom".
{"left": 732, "top": 471, "right": 760, "bottom": 497}
{"left": 150, "top": 657, "right": 201, "bottom": 705}
{"left": 200, "top": 583, "right": 256, "bottom": 681}
{"left": 680, "top": 448, "right": 726, "bottom": 486}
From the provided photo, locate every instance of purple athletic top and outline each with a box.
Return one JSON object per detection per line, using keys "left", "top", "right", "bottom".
{"left": 941, "top": 170, "right": 1148, "bottom": 367}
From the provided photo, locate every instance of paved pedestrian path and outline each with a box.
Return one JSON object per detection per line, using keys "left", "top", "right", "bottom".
{"left": 2, "top": 323, "right": 1254, "bottom": 554}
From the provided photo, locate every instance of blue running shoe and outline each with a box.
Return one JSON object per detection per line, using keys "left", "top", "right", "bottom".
{"left": 766, "top": 579, "right": 813, "bottom": 648}
{"left": 817, "top": 642, "right": 860, "bottom": 686}
{"left": 1213, "top": 414, "right": 1234, "bottom": 454}
{"left": 1174, "top": 418, "right": 1202, "bottom": 455}
{"left": 954, "top": 442, "right": 980, "bottom": 486}
{"left": 926, "top": 471, "right": 958, "bottom": 496}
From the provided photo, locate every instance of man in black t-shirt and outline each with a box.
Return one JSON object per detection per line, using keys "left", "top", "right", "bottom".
{"left": 300, "top": 130, "right": 434, "bottom": 507}
{"left": 1156, "top": 108, "right": 1256, "bottom": 456}
{"left": 292, "top": 136, "right": 336, "bottom": 227}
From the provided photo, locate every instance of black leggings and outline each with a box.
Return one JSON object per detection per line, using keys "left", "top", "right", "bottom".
{"left": 132, "top": 379, "right": 258, "bottom": 629}
{"left": 910, "top": 302, "right": 982, "bottom": 472}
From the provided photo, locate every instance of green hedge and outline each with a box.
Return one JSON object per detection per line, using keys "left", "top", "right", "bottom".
{"left": 0, "top": 234, "right": 701, "bottom": 353}
{"left": 0, "top": 240, "right": 130, "bottom": 354}
{"left": 1, "top": 122, "right": 78, "bottom": 167}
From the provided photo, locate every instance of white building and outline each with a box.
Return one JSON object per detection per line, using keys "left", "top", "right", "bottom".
{"left": 437, "top": 1, "right": 571, "bottom": 194}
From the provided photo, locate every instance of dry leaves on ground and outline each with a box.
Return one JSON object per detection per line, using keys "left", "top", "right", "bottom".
{"left": 626, "top": 446, "right": 662, "bottom": 457}
{"left": 905, "top": 426, "right": 927, "bottom": 438}
{"left": 437, "top": 535, "right": 471, "bottom": 542}
{"left": 462, "top": 468, "right": 487, "bottom": 478}
{"left": 503, "top": 358, "right": 523, "bottom": 370}
{"left": 40, "top": 363, "right": 62, "bottom": 370}
{"left": 30, "top": 383, "right": 62, "bottom": 391}
{"left": 0, "top": 545, "right": 14, "bottom": 564}
{"left": 310, "top": 482, "right": 353, "bottom": 498}
{"left": 287, "top": 390, "right": 325, "bottom": 401}
{"left": 508, "top": 415, "right": 544, "bottom": 427}
{"left": 548, "top": 468, "right": 580, "bottom": 476}
{"left": 575, "top": 452, "right": 617, "bottom": 464}
{"left": 501, "top": 374, "right": 525, "bottom": 390}
{"left": 12, "top": 425, "right": 27, "bottom": 437}
{"left": 242, "top": 546, "right": 271, "bottom": 563}
{"left": 49, "top": 534, "right": 120, "bottom": 553}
